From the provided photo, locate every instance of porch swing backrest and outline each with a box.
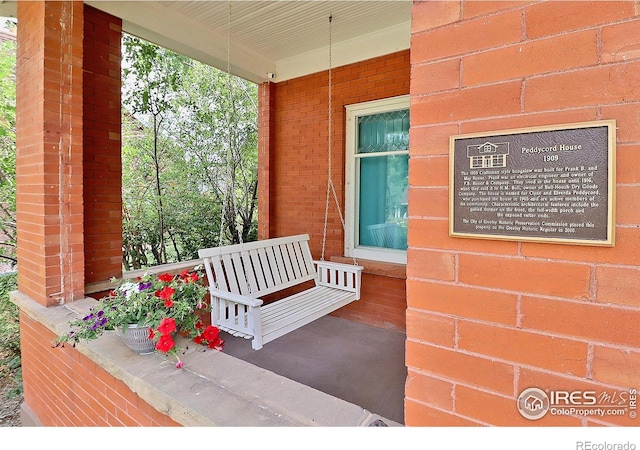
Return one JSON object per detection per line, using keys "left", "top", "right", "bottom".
{"left": 203, "top": 234, "right": 317, "bottom": 299}
{"left": 198, "top": 234, "right": 363, "bottom": 350}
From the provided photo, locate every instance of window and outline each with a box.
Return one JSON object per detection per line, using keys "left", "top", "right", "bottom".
{"left": 345, "top": 95, "right": 409, "bottom": 264}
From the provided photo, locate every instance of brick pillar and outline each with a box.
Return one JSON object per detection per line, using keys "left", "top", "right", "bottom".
{"left": 83, "top": 6, "right": 122, "bottom": 285}
{"left": 257, "top": 81, "right": 276, "bottom": 240}
{"left": 407, "top": 0, "right": 640, "bottom": 426}
{"left": 16, "top": 1, "right": 85, "bottom": 306}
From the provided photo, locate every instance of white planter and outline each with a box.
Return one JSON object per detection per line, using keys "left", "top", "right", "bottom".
{"left": 119, "top": 324, "right": 155, "bottom": 355}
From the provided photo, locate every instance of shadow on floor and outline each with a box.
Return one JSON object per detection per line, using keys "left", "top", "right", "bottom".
{"left": 220, "top": 315, "right": 407, "bottom": 425}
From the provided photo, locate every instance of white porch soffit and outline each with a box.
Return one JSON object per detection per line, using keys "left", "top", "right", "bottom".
{"left": 0, "top": 0, "right": 411, "bottom": 84}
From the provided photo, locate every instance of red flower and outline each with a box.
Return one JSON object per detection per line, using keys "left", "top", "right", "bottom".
{"left": 180, "top": 270, "right": 199, "bottom": 284}
{"left": 158, "top": 286, "right": 175, "bottom": 301}
{"left": 157, "top": 317, "right": 177, "bottom": 336}
{"left": 156, "top": 334, "right": 175, "bottom": 353}
{"left": 195, "top": 321, "right": 205, "bottom": 329}
{"left": 193, "top": 334, "right": 205, "bottom": 345}
{"left": 148, "top": 327, "right": 156, "bottom": 339}
{"left": 109, "top": 290, "right": 117, "bottom": 297}
{"left": 208, "top": 337, "right": 225, "bottom": 350}
{"left": 158, "top": 273, "right": 174, "bottom": 283}
{"left": 164, "top": 298, "right": 174, "bottom": 308}
{"left": 202, "top": 325, "right": 219, "bottom": 341}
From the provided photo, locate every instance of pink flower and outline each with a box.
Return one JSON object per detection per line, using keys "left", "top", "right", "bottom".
{"left": 175, "top": 360, "right": 184, "bottom": 369}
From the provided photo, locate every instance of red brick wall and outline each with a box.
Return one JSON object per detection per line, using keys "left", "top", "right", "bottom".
{"left": 15, "top": 3, "right": 162, "bottom": 427}
{"left": 407, "top": 0, "right": 640, "bottom": 426}
{"left": 20, "top": 313, "right": 178, "bottom": 426}
{"left": 340, "top": 272, "right": 407, "bottom": 330}
{"left": 258, "top": 82, "right": 276, "bottom": 240}
{"left": 16, "top": 1, "right": 85, "bottom": 306}
{"left": 83, "top": 6, "right": 123, "bottom": 284}
{"left": 260, "top": 51, "right": 410, "bottom": 331}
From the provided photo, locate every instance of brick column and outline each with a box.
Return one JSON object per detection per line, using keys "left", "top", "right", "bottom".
{"left": 407, "top": 0, "right": 640, "bottom": 426}
{"left": 257, "top": 81, "right": 276, "bottom": 240}
{"left": 83, "top": 7, "right": 123, "bottom": 285}
{"left": 16, "top": 1, "right": 85, "bottom": 306}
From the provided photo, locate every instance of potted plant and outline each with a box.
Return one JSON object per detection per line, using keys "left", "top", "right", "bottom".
{"left": 55, "top": 266, "right": 224, "bottom": 368}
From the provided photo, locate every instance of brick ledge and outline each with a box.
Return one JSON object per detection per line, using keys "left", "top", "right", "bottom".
{"left": 330, "top": 256, "right": 406, "bottom": 279}
{"left": 10, "top": 291, "right": 401, "bottom": 427}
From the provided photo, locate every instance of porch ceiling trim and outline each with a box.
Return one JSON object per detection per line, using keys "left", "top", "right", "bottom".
{"left": 86, "top": 0, "right": 277, "bottom": 84}
{"left": 0, "top": 1, "right": 411, "bottom": 84}
{"left": 275, "top": 20, "right": 409, "bottom": 82}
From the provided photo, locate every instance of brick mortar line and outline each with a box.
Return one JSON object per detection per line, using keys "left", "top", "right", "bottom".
{"left": 406, "top": 340, "right": 635, "bottom": 391}
{"left": 405, "top": 314, "right": 640, "bottom": 355}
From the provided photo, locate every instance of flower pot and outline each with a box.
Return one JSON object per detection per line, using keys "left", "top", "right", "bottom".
{"left": 119, "top": 324, "right": 155, "bottom": 355}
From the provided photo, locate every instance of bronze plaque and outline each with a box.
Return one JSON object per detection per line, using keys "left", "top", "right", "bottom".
{"left": 449, "top": 120, "right": 616, "bottom": 246}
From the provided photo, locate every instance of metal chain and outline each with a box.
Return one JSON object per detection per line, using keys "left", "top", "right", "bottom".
{"left": 320, "top": 14, "right": 333, "bottom": 261}
{"left": 227, "top": 0, "right": 243, "bottom": 245}
{"left": 320, "top": 15, "right": 357, "bottom": 265}
{"left": 218, "top": 0, "right": 233, "bottom": 247}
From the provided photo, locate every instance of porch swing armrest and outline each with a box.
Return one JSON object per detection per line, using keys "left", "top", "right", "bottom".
{"left": 207, "top": 287, "right": 264, "bottom": 308}
{"left": 314, "top": 261, "right": 364, "bottom": 299}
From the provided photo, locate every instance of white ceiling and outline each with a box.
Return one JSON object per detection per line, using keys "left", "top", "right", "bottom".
{"left": 0, "top": 1, "right": 412, "bottom": 84}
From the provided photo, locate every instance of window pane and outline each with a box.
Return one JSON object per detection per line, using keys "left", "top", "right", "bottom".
{"left": 358, "top": 154, "right": 408, "bottom": 250}
{"left": 357, "top": 109, "right": 409, "bottom": 154}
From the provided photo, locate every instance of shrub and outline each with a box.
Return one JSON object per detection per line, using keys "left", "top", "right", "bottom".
{"left": 0, "top": 271, "right": 18, "bottom": 356}
{"left": 0, "top": 271, "right": 20, "bottom": 397}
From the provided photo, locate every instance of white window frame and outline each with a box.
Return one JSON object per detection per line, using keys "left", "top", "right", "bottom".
{"left": 344, "top": 95, "right": 409, "bottom": 265}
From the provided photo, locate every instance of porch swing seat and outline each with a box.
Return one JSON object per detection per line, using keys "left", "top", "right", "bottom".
{"left": 198, "top": 234, "right": 363, "bottom": 350}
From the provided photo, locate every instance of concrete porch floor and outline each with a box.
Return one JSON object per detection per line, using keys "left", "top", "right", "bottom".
{"left": 219, "top": 315, "right": 407, "bottom": 425}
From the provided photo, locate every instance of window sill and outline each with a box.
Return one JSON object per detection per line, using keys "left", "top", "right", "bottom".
{"left": 330, "top": 256, "right": 406, "bottom": 279}
{"left": 11, "top": 291, "right": 398, "bottom": 426}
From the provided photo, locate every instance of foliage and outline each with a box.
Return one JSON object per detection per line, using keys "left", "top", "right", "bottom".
{"left": 121, "top": 112, "right": 172, "bottom": 268}
{"left": 0, "top": 271, "right": 18, "bottom": 355}
{"left": 172, "top": 63, "right": 259, "bottom": 246}
{"left": 0, "top": 271, "right": 20, "bottom": 396}
{"left": 0, "top": 32, "right": 20, "bottom": 398}
{"left": 55, "top": 268, "right": 223, "bottom": 368}
{"left": 0, "top": 40, "right": 16, "bottom": 267}
{"left": 121, "top": 34, "right": 258, "bottom": 270}
{"left": 122, "top": 34, "right": 190, "bottom": 266}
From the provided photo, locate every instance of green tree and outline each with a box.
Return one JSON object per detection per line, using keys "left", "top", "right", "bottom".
{"left": 121, "top": 35, "right": 258, "bottom": 268}
{"left": 171, "top": 62, "right": 258, "bottom": 246}
{"left": 0, "top": 39, "right": 16, "bottom": 267}
{"left": 122, "top": 34, "right": 188, "bottom": 265}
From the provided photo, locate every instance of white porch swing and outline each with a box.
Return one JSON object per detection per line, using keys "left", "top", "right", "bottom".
{"left": 198, "top": 12, "right": 363, "bottom": 350}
